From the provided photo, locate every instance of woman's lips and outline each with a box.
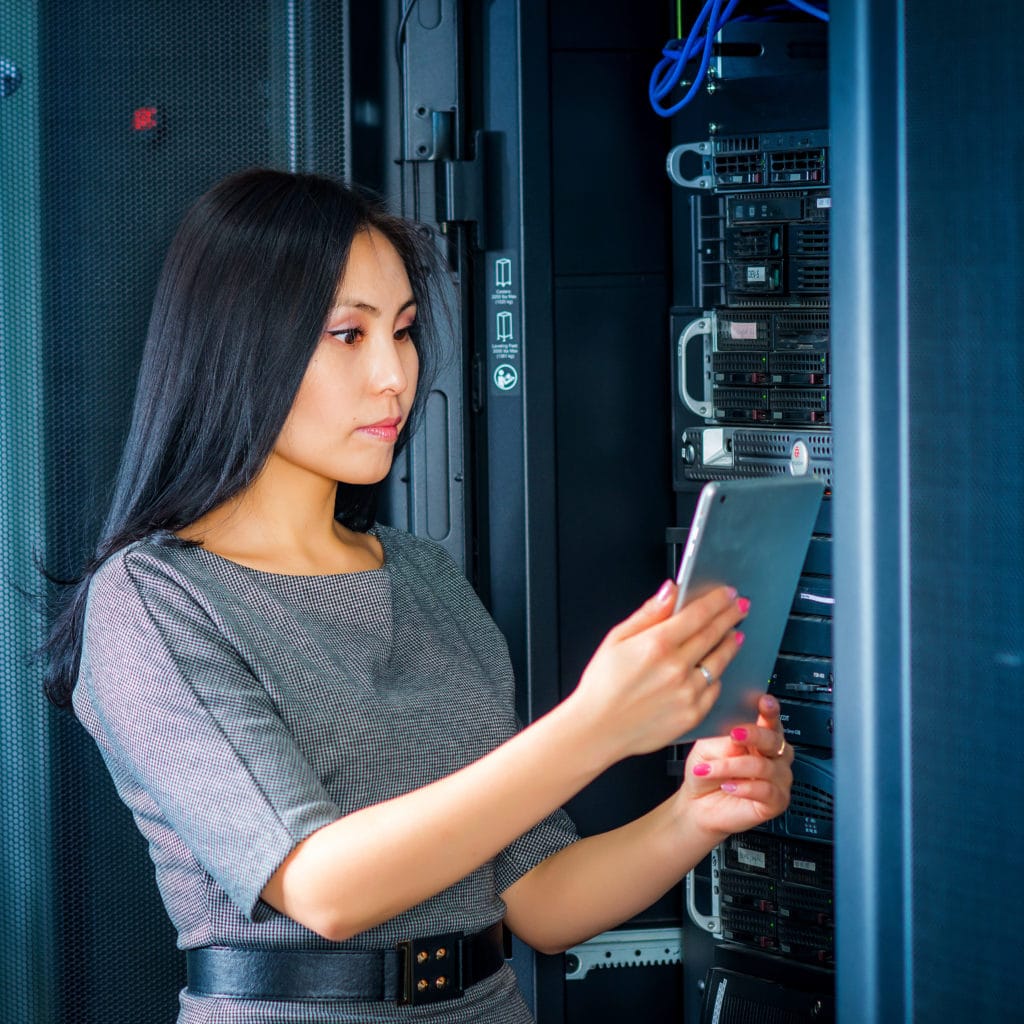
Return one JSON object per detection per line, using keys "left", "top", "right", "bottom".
{"left": 358, "top": 418, "right": 402, "bottom": 443}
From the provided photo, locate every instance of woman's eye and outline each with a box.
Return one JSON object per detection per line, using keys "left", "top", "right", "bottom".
{"left": 394, "top": 322, "right": 416, "bottom": 342}
{"left": 328, "top": 327, "right": 363, "bottom": 346}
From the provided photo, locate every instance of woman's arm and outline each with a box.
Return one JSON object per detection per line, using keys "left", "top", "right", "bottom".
{"left": 500, "top": 695, "right": 793, "bottom": 953}
{"left": 260, "top": 579, "right": 748, "bottom": 942}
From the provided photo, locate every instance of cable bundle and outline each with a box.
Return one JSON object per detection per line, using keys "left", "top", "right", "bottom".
{"left": 649, "top": 0, "right": 829, "bottom": 119}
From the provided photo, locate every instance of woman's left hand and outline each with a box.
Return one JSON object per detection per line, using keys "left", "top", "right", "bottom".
{"left": 678, "top": 693, "right": 794, "bottom": 840}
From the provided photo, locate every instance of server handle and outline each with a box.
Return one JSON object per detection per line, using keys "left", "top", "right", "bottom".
{"left": 685, "top": 844, "right": 722, "bottom": 936}
{"left": 666, "top": 141, "right": 713, "bottom": 190}
{"left": 677, "top": 314, "right": 715, "bottom": 418}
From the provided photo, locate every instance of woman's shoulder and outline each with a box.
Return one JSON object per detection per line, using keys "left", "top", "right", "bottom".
{"left": 374, "top": 523, "right": 463, "bottom": 578}
{"left": 373, "top": 523, "right": 491, "bottom": 620}
{"left": 89, "top": 534, "right": 206, "bottom": 606}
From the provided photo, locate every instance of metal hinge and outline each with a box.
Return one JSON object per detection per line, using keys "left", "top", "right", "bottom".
{"left": 402, "top": 107, "right": 488, "bottom": 248}
{"left": 440, "top": 129, "right": 488, "bottom": 247}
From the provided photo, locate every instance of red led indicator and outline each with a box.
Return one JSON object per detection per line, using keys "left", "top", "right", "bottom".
{"left": 132, "top": 107, "right": 158, "bottom": 131}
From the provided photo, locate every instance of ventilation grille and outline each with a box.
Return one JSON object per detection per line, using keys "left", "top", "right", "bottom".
{"left": 783, "top": 841, "right": 834, "bottom": 889}
{"left": 714, "top": 388, "right": 770, "bottom": 411}
{"left": 715, "top": 152, "right": 763, "bottom": 177}
{"left": 771, "top": 389, "right": 829, "bottom": 411}
{"left": 770, "top": 148, "right": 824, "bottom": 171}
{"left": 713, "top": 352, "right": 769, "bottom": 374}
{"left": 778, "top": 882, "right": 833, "bottom": 919}
{"left": 721, "top": 870, "right": 777, "bottom": 903}
{"left": 717, "top": 134, "right": 761, "bottom": 153}
{"left": 790, "top": 261, "right": 831, "bottom": 292}
{"left": 770, "top": 352, "right": 829, "bottom": 375}
{"left": 774, "top": 310, "right": 831, "bottom": 346}
{"left": 734, "top": 429, "right": 832, "bottom": 453}
{"left": 790, "top": 781, "right": 834, "bottom": 822}
{"left": 730, "top": 295, "right": 830, "bottom": 309}
{"left": 768, "top": 147, "right": 827, "bottom": 184}
{"left": 724, "top": 832, "right": 781, "bottom": 876}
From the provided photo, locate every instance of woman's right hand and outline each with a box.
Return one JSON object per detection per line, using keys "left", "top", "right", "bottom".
{"left": 569, "top": 580, "right": 749, "bottom": 765}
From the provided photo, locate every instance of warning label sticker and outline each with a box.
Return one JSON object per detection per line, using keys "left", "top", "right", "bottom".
{"left": 487, "top": 251, "right": 521, "bottom": 395}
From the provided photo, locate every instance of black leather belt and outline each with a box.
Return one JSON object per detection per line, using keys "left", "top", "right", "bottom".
{"left": 185, "top": 922, "right": 507, "bottom": 1007}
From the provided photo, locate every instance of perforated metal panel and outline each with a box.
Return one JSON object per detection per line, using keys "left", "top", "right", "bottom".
{"left": 0, "top": 2, "right": 349, "bottom": 1020}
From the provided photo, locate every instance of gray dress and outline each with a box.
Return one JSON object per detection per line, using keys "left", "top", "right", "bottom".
{"left": 73, "top": 524, "right": 579, "bottom": 1024}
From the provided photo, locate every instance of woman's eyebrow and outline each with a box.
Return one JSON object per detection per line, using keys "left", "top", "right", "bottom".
{"left": 330, "top": 296, "right": 417, "bottom": 317}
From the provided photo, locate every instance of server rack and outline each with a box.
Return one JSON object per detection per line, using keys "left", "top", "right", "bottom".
{"left": 392, "top": 1, "right": 838, "bottom": 1018}
{"left": 658, "top": 12, "right": 835, "bottom": 1023}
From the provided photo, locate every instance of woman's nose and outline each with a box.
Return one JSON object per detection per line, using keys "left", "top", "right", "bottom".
{"left": 371, "top": 335, "right": 412, "bottom": 394}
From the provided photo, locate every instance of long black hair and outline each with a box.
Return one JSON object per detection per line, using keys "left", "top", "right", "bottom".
{"left": 42, "top": 168, "right": 445, "bottom": 708}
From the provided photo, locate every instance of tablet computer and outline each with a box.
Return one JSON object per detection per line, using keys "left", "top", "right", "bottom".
{"left": 673, "top": 477, "right": 825, "bottom": 742}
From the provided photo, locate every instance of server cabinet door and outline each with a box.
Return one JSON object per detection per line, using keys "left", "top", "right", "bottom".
{"left": 0, "top": 3, "right": 350, "bottom": 1019}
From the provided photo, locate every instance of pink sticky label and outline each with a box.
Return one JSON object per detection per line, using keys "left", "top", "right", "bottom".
{"left": 729, "top": 322, "right": 758, "bottom": 340}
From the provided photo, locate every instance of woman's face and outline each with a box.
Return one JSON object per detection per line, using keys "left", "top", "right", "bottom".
{"left": 273, "top": 227, "right": 420, "bottom": 488}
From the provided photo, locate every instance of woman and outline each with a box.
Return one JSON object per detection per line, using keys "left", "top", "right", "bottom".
{"left": 43, "top": 168, "right": 793, "bottom": 1023}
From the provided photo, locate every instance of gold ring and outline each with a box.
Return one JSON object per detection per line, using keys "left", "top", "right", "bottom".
{"left": 775, "top": 736, "right": 787, "bottom": 757}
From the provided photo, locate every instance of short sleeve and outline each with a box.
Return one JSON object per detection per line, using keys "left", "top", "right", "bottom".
{"left": 73, "top": 549, "right": 341, "bottom": 919}
{"left": 495, "top": 808, "right": 579, "bottom": 893}
{"left": 493, "top": 774, "right": 579, "bottom": 895}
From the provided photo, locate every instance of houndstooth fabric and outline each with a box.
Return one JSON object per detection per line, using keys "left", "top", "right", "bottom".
{"left": 73, "top": 524, "right": 579, "bottom": 1023}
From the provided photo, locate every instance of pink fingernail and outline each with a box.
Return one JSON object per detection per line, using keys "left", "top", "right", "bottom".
{"left": 721, "top": 782, "right": 738, "bottom": 793}
{"left": 731, "top": 727, "right": 748, "bottom": 742}
{"left": 762, "top": 695, "right": 779, "bottom": 712}
{"left": 693, "top": 762, "right": 711, "bottom": 777}
{"left": 737, "top": 597, "right": 751, "bottom": 614}
{"left": 656, "top": 580, "right": 673, "bottom": 602}
{"left": 726, "top": 586, "right": 738, "bottom": 599}
{"left": 734, "top": 630, "right": 746, "bottom": 647}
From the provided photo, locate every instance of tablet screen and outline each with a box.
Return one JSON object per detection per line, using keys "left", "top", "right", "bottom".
{"left": 673, "top": 477, "right": 825, "bottom": 742}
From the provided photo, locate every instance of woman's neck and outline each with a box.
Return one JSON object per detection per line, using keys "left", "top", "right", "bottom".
{"left": 177, "top": 459, "right": 382, "bottom": 575}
